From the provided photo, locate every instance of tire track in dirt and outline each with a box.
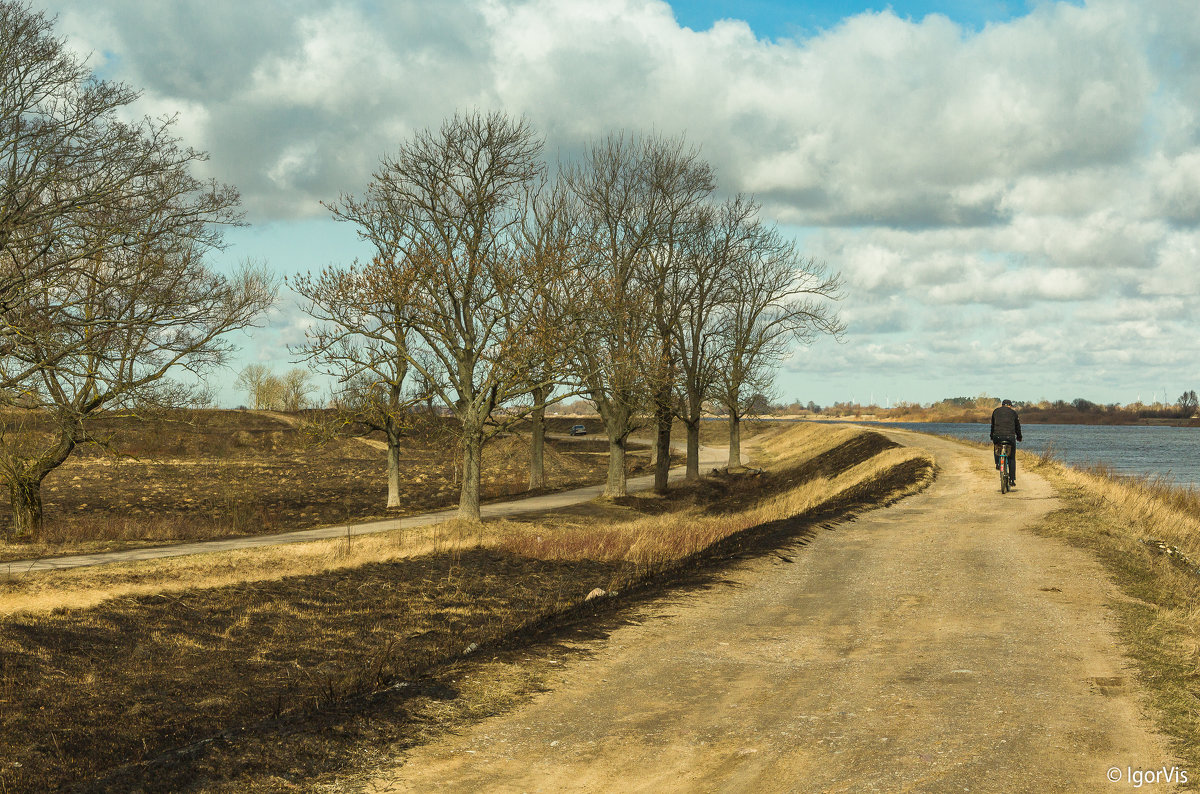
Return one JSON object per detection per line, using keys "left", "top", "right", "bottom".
{"left": 363, "top": 429, "right": 1180, "bottom": 793}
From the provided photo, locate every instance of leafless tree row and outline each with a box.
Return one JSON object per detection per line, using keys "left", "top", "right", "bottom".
{"left": 0, "top": 2, "right": 842, "bottom": 537}
{"left": 296, "top": 112, "right": 843, "bottom": 521}
{"left": 0, "top": 3, "right": 276, "bottom": 537}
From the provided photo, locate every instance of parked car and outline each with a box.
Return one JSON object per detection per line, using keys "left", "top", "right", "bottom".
{"left": 569, "top": 424, "right": 587, "bottom": 436}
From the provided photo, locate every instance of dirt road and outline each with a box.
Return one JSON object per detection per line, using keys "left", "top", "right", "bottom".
{"left": 365, "top": 429, "right": 1180, "bottom": 793}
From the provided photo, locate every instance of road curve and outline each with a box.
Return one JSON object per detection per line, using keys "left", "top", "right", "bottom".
{"left": 364, "top": 428, "right": 1179, "bottom": 793}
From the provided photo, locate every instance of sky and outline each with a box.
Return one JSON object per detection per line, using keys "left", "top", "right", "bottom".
{"left": 27, "top": 0, "right": 1200, "bottom": 408}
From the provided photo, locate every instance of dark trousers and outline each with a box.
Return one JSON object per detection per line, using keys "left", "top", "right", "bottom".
{"left": 993, "top": 439, "right": 1017, "bottom": 480}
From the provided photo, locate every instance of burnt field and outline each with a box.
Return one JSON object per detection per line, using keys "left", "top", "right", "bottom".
{"left": 0, "top": 411, "right": 634, "bottom": 561}
{"left": 1, "top": 548, "right": 622, "bottom": 792}
{"left": 0, "top": 425, "right": 933, "bottom": 792}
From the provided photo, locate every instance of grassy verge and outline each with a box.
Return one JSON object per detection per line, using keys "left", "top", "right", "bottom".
{"left": 1023, "top": 452, "right": 1200, "bottom": 783}
{"left": 0, "top": 422, "right": 932, "bottom": 792}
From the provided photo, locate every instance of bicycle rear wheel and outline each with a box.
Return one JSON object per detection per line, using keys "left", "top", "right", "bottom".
{"left": 1000, "top": 464, "right": 1008, "bottom": 493}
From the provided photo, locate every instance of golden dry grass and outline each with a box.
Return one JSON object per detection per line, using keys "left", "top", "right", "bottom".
{"left": 0, "top": 421, "right": 938, "bottom": 792}
{"left": 1040, "top": 460, "right": 1200, "bottom": 562}
{"left": 755, "top": 420, "right": 864, "bottom": 467}
{"left": 495, "top": 445, "right": 931, "bottom": 567}
{"left": 0, "top": 519, "right": 493, "bottom": 616}
{"left": 1021, "top": 451, "right": 1200, "bottom": 778}
{"left": 1, "top": 423, "right": 931, "bottom": 618}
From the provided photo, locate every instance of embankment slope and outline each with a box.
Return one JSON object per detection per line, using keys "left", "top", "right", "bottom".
{"left": 0, "top": 423, "right": 930, "bottom": 791}
{"left": 367, "top": 428, "right": 1178, "bottom": 793}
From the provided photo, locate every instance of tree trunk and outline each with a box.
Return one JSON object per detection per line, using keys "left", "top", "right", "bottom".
{"left": 653, "top": 391, "right": 672, "bottom": 494}
{"left": 684, "top": 392, "right": 703, "bottom": 480}
{"left": 728, "top": 414, "right": 742, "bottom": 470}
{"left": 685, "top": 418, "right": 701, "bottom": 479}
{"left": 9, "top": 475, "right": 45, "bottom": 540}
{"left": 458, "top": 431, "right": 483, "bottom": 521}
{"left": 528, "top": 384, "right": 546, "bottom": 490}
{"left": 605, "top": 432, "right": 627, "bottom": 499}
{"left": 385, "top": 429, "right": 402, "bottom": 508}
{"left": 7, "top": 429, "right": 77, "bottom": 540}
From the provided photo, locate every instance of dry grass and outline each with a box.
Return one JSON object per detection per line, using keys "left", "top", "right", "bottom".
{"left": 495, "top": 445, "right": 931, "bottom": 567}
{"left": 0, "top": 422, "right": 935, "bottom": 792}
{"left": 0, "top": 410, "right": 631, "bottom": 561}
{"left": 1022, "top": 451, "right": 1200, "bottom": 784}
{"left": 1041, "top": 459, "right": 1200, "bottom": 562}
{"left": 755, "top": 420, "right": 863, "bottom": 466}
{"left": 0, "top": 520, "right": 488, "bottom": 617}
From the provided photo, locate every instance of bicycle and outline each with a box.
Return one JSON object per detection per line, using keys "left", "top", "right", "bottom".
{"left": 996, "top": 440, "right": 1015, "bottom": 493}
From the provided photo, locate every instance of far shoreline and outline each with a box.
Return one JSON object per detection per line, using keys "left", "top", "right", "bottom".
{"left": 543, "top": 412, "right": 1200, "bottom": 429}
{"left": 702, "top": 415, "right": 1200, "bottom": 428}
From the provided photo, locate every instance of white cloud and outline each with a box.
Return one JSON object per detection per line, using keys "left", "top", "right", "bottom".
{"left": 265, "top": 141, "right": 320, "bottom": 191}
{"left": 32, "top": 0, "right": 1182, "bottom": 225}
{"left": 1150, "top": 150, "right": 1200, "bottom": 223}
{"left": 23, "top": 0, "right": 1200, "bottom": 404}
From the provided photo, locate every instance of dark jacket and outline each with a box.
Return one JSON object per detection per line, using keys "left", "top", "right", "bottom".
{"left": 990, "top": 405, "right": 1022, "bottom": 442}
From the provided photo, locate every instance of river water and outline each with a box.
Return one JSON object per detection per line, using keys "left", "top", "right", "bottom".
{"left": 866, "top": 422, "right": 1200, "bottom": 487}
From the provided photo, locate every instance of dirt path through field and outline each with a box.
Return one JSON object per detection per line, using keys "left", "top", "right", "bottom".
{"left": 1, "top": 440, "right": 730, "bottom": 574}
{"left": 364, "top": 429, "right": 1180, "bottom": 793}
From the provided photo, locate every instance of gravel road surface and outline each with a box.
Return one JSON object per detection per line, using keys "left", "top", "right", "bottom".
{"left": 365, "top": 429, "right": 1179, "bottom": 793}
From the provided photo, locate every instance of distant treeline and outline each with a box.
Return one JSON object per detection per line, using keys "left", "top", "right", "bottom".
{"left": 719, "top": 393, "right": 1200, "bottom": 426}
{"left": 544, "top": 392, "right": 1200, "bottom": 426}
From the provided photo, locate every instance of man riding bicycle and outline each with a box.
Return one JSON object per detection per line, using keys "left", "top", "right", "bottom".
{"left": 990, "top": 399, "right": 1023, "bottom": 486}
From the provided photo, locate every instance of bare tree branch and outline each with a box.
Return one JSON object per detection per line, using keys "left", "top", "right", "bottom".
{"left": 316, "top": 110, "right": 553, "bottom": 520}
{"left": 564, "top": 131, "right": 713, "bottom": 497}
{"left": 0, "top": 2, "right": 277, "bottom": 538}
{"left": 713, "top": 209, "right": 845, "bottom": 467}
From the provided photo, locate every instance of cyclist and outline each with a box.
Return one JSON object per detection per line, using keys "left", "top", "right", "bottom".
{"left": 990, "top": 398, "right": 1023, "bottom": 486}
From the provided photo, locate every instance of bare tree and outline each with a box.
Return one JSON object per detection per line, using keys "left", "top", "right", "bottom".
{"left": 672, "top": 197, "right": 760, "bottom": 479}
{"left": 0, "top": 3, "right": 244, "bottom": 384}
{"left": 235, "top": 364, "right": 271, "bottom": 408}
{"left": 234, "top": 364, "right": 295, "bottom": 410}
{"left": 280, "top": 368, "right": 317, "bottom": 411}
{"left": 1, "top": 243, "right": 275, "bottom": 536}
{"left": 640, "top": 141, "right": 714, "bottom": 492}
{"left": 260, "top": 375, "right": 287, "bottom": 411}
{"left": 328, "top": 111, "right": 548, "bottom": 520}
{"left": 565, "top": 135, "right": 653, "bottom": 499}
{"left": 1178, "top": 390, "right": 1198, "bottom": 417}
{"left": 517, "top": 179, "right": 589, "bottom": 489}
{"left": 565, "top": 133, "right": 712, "bottom": 498}
{"left": 713, "top": 222, "right": 844, "bottom": 468}
{"left": 0, "top": 4, "right": 277, "bottom": 539}
{"left": 291, "top": 258, "right": 420, "bottom": 509}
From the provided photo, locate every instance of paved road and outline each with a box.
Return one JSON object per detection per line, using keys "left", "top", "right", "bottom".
{"left": 2, "top": 441, "right": 728, "bottom": 576}
{"left": 364, "top": 428, "right": 1179, "bottom": 793}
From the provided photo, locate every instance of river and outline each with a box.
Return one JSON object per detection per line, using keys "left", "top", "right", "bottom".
{"left": 864, "top": 422, "right": 1200, "bottom": 487}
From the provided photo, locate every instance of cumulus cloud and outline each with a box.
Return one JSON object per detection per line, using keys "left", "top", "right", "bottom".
{"left": 24, "top": 0, "right": 1200, "bottom": 403}
{"left": 34, "top": 0, "right": 1169, "bottom": 222}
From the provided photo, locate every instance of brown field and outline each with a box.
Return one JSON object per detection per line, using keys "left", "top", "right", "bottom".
{"left": 0, "top": 422, "right": 933, "bottom": 792}
{"left": 0, "top": 411, "right": 652, "bottom": 562}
